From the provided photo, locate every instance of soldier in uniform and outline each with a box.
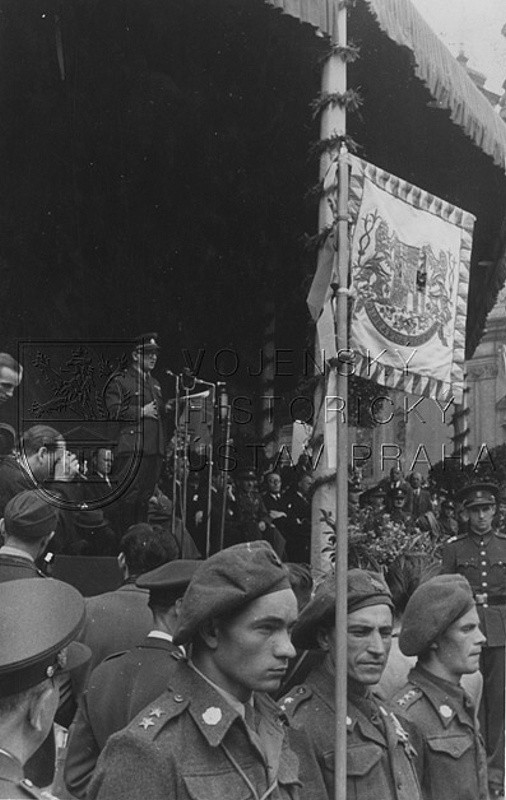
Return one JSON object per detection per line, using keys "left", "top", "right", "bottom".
{"left": 441, "top": 481, "right": 506, "bottom": 797}
{"left": 0, "top": 578, "right": 90, "bottom": 799}
{"left": 280, "top": 569, "right": 422, "bottom": 800}
{"left": 392, "top": 574, "right": 488, "bottom": 800}
{"left": 105, "top": 334, "right": 166, "bottom": 530}
{"left": 65, "top": 559, "right": 199, "bottom": 798}
{"left": 88, "top": 541, "right": 326, "bottom": 800}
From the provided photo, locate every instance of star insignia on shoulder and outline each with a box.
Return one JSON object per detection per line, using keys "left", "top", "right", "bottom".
{"left": 283, "top": 697, "right": 294, "bottom": 704}
{"left": 149, "top": 707, "right": 164, "bottom": 718}
{"left": 139, "top": 717, "right": 155, "bottom": 730}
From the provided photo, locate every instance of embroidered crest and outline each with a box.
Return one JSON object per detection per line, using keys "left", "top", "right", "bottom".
{"left": 202, "top": 706, "right": 222, "bottom": 725}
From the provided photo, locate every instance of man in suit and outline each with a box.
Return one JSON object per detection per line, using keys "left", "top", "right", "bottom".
{"left": 105, "top": 334, "right": 166, "bottom": 529}
{"left": 408, "top": 472, "right": 432, "bottom": 520}
{"left": 261, "top": 471, "right": 288, "bottom": 535}
{"left": 0, "top": 579, "right": 90, "bottom": 800}
{"left": 65, "top": 559, "right": 199, "bottom": 798}
{"left": 442, "top": 482, "right": 506, "bottom": 798}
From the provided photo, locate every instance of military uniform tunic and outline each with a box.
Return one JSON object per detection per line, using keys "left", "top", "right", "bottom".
{"left": 392, "top": 665, "right": 488, "bottom": 800}
{"left": 0, "top": 750, "right": 58, "bottom": 800}
{"left": 280, "top": 663, "right": 421, "bottom": 800}
{"left": 442, "top": 529, "right": 506, "bottom": 786}
{"left": 88, "top": 658, "right": 325, "bottom": 800}
{"left": 105, "top": 364, "right": 165, "bottom": 526}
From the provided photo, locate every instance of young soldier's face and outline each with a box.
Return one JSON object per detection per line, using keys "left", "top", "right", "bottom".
{"left": 212, "top": 589, "right": 298, "bottom": 701}
{"left": 467, "top": 503, "right": 495, "bottom": 534}
{"left": 434, "top": 606, "right": 485, "bottom": 679}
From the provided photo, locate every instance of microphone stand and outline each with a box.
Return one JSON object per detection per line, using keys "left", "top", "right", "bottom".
{"left": 218, "top": 404, "right": 232, "bottom": 552}
{"left": 166, "top": 370, "right": 217, "bottom": 559}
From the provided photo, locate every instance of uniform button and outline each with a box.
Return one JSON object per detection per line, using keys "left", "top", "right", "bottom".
{"left": 482, "top": 571, "right": 487, "bottom": 576}
{"left": 482, "top": 582, "right": 488, "bottom": 588}
{"left": 481, "top": 561, "right": 487, "bottom": 566}
{"left": 173, "top": 694, "right": 184, "bottom": 703}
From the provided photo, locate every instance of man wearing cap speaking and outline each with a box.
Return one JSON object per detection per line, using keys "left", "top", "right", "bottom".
{"left": 0, "top": 490, "right": 57, "bottom": 580}
{"left": 88, "top": 541, "right": 327, "bottom": 800}
{"left": 0, "top": 578, "right": 90, "bottom": 799}
{"left": 442, "top": 481, "right": 506, "bottom": 797}
{"left": 105, "top": 334, "right": 166, "bottom": 529}
{"left": 391, "top": 574, "right": 488, "bottom": 800}
{"left": 65, "top": 559, "right": 199, "bottom": 799}
{"left": 280, "top": 569, "right": 422, "bottom": 800}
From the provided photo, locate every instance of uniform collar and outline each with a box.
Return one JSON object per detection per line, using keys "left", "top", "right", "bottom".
{"left": 0, "top": 545, "right": 34, "bottom": 562}
{"left": 188, "top": 660, "right": 250, "bottom": 720}
{"left": 408, "top": 665, "right": 473, "bottom": 728}
{"left": 0, "top": 750, "right": 23, "bottom": 782}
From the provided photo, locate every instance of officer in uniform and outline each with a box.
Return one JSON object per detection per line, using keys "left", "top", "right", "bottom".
{"left": 0, "top": 578, "right": 90, "bottom": 799}
{"left": 65, "top": 559, "right": 199, "bottom": 798}
{"left": 392, "top": 574, "right": 488, "bottom": 800}
{"left": 88, "top": 541, "right": 326, "bottom": 800}
{"left": 280, "top": 569, "right": 422, "bottom": 800}
{"left": 441, "top": 481, "right": 506, "bottom": 797}
{"left": 105, "top": 334, "right": 166, "bottom": 530}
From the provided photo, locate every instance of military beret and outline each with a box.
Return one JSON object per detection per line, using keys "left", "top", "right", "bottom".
{"left": 292, "top": 568, "right": 393, "bottom": 650}
{"left": 134, "top": 332, "right": 159, "bottom": 351}
{"left": 173, "top": 541, "right": 291, "bottom": 645}
{"left": 399, "top": 574, "right": 475, "bottom": 657}
{"left": 0, "top": 578, "right": 90, "bottom": 697}
{"left": 136, "top": 559, "right": 200, "bottom": 606}
{"left": 456, "top": 482, "right": 497, "bottom": 508}
{"left": 4, "top": 490, "right": 59, "bottom": 540}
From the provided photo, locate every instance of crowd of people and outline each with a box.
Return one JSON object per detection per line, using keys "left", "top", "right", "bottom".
{"left": 0, "top": 341, "right": 504, "bottom": 799}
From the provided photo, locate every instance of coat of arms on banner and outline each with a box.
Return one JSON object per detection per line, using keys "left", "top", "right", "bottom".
{"left": 348, "top": 156, "right": 476, "bottom": 403}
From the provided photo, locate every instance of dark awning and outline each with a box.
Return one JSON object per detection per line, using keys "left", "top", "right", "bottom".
{"left": 266, "top": 0, "right": 506, "bottom": 172}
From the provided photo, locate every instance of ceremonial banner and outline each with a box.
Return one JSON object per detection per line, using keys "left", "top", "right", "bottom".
{"left": 348, "top": 156, "right": 476, "bottom": 403}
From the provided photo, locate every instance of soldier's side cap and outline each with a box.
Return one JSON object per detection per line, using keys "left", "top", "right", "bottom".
{"left": 0, "top": 578, "right": 91, "bottom": 697}
{"left": 456, "top": 482, "right": 498, "bottom": 508}
{"left": 4, "top": 490, "right": 58, "bottom": 541}
{"left": 292, "top": 569, "right": 393, "bottom": 650}
{"left": 390, "top": 486, "right": 407, "bottom": 498}
{"left": 136, "top": 559, "right": 200, "bottom": 605}
{"left": 399, "top": 574, "right": 475, "bottom": 657}
{"left": 173, "top": 541, "right": 291, "bottom": 645}
{"left": 134, "top": 332, "right": 159, "bottom": 351}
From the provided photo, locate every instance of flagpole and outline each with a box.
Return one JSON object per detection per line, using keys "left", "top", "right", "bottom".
{"left": 321, "top": 4, "right": 349, "bottom": 799}
{"left": 334, "top": 142, "right": 349, "bottom": 800}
